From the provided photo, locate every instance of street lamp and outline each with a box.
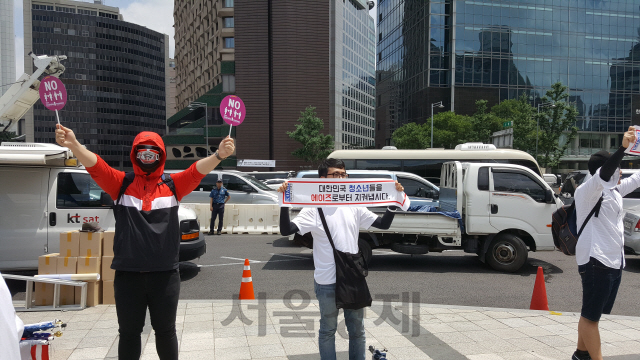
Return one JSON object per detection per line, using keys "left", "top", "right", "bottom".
{"left": 536, "top": 102, "right": 556, "bottom": 159}
{"left": 431, "top": 101, "right": 445, "bottom": 148}
{"left": 188, "top": 102, "right": 210, "bottom": 156}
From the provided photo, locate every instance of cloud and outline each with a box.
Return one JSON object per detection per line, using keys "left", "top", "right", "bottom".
{"left": 120, "top": 0, "right": 175, "bottom": 58}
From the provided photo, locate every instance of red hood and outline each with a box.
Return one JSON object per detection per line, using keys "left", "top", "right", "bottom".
{"left": 130, "top": 132, "right": 166, "bottom": 177}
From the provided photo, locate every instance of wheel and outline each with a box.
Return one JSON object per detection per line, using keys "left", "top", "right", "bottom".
{"left": 485, "top": 234, "right": 528, "bottom": 272}
{"left": 390, "top": 242, "right": 429, "bottom": 255}
{"left": 358, "top": 238, "right": 373, "bottom": 265}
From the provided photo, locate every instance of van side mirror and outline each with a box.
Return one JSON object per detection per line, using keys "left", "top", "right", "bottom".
{"left": 545, "top": 189, "right": 554, "bottom": 203}
{"left": 242, "top": 184, "right": 253, "bottom": 193}
{"left": 100, "top": 192, "right": 114, "bottom": 207}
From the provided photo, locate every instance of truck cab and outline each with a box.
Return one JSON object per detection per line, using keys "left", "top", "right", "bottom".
{"left": 0, "top": 142, "right": 204, "bottom": 270}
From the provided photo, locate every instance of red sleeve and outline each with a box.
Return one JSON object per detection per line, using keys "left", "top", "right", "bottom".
{"left": 170, "top": 162, "right": 207, "bottom": 201}
{"left": 85, "top": 155, "right": 125, "bottom": 200}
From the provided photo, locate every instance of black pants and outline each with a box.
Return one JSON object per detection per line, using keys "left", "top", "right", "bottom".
{"left": 114, "top": 269, "right": 180, "bottom": 360}
{"left": 210, "top": 203, "right": 225, "bottom": 232}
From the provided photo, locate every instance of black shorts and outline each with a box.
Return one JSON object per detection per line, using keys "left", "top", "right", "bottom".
{"left": 578, "top": 257, "right": 622, "bottom": 322}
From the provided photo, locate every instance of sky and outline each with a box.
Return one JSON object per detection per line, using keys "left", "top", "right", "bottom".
{"left": 12, "top": 0, "right": 376, "bottom": 80}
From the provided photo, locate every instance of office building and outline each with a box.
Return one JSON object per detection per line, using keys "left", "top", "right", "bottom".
{"left": 166, "top": 58, "right": 177, "bottom": 119}
{"left": 1, "top": 0, "right": 16, "bottom": 96}
{"left": 376, "top": 0, "right": 640, "bottom": 168}
{"left": 24, "top": 0, "right": 168, "bottom": 169}
{"left": 167, "top": 0, "right": 375, "bottom": 170}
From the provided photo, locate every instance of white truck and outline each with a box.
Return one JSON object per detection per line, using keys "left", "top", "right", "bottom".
{"left": 0, "top": 142, "right": 204, "bottom": 271}
{"left": 291, "top": 161, "right": 563, "bottom": 272}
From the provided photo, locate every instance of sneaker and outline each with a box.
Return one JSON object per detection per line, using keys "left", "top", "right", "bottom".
{"left": 572, "top": 350, "right": 592, "bottom": 360}
{"left": 217, "top": 230, "right": 222, "bottom": 235}
{"left": 207, "top": 232, "right": 214, "bottom": 235}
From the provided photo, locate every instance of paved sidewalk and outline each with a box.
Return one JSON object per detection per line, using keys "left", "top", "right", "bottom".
{"left": 16, "top": 300, "right": 640, "bottom": 360}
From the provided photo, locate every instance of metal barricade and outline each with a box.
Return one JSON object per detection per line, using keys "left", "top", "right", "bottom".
{"left": 2, "top": 274, "right": 87, "bottom": 312}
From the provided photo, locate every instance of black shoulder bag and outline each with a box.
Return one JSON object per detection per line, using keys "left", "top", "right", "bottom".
{"left": 318, "top": 208, "right": 372, "bottom": 310}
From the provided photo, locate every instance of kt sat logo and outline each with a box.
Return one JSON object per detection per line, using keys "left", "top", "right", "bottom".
{"left": 67, "top": 213, "right": 100, "bottom": 224}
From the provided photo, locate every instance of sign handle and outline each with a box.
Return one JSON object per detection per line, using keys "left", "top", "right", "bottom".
{"left": 55, "top": 110, "right": 61, "bottom": 125}
{"left": 228, "top": 125, "right": 233, "bottom": 138}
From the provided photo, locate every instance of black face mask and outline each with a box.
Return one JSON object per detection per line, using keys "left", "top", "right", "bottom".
{"left": 135, "top": 145, "right": 162, "bottom": 172}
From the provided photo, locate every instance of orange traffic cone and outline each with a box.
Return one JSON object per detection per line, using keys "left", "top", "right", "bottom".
{"left": 530, "top": 266, "right": 549, "bottom": 311}
{"left": 239, "top": 259, "right": 255, "bottom": 300}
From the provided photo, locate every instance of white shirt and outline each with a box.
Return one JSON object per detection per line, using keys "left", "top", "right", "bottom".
{"left": 0, "top": 273, "right": 23, "bottom": 360}
{"left": 574, "top": 168, "right": 640, "bottom": 268}
{"left": 293, "top": 207, "right": 378, "bottom": 285}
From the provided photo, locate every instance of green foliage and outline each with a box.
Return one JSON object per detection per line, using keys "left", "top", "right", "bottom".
{"left": 468, "top": 100, "right": 503, "bottom": 143}
{"left": 391, "top": 112, "right": 472, "bottom": 149}
{"left": 0, "top": 131, "right": 17, "bottom": 142}
{"left": 287, "top": 106, "right": 334, "bottom": 165}
{"left": 491, "top": 94, "right": 537, "bottom": 154}
{"left": 536, "top": 82, "right": 578, "bottom": 168}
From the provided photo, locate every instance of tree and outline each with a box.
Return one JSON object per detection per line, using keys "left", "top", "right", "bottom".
{"left": 536, "top": 82, "right": 578, "bottom": 168}
{"left": 491, "top": 94, "right": 537, "bottom": 154}
{"left": 391, "top": 112, "right": 473, "bottom": 149}
{"left": 468, "top": 100, "right": 503, "bottom": 143}
{"left": 287, "top": 106, "right": 334, "bottom": 166}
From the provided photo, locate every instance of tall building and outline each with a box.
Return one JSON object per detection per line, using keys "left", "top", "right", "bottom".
{"left": 166, "top": 58, "right": 177, "bottom": 120}
{"left": 376, "top": 0, "right": 640, "bottom": 169}
{"left": 1, "top": 0, "right": 16, "bottom": 96}
{"left": 24, "top": 0, "right": 168, "bottom": 169}
{"left": 167, "top": 0, "right": 375, "bottom": 170}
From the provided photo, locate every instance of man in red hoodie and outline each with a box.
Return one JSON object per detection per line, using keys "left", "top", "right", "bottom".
{"left": 55, "top": 124, "right": 234, "bottom": 360}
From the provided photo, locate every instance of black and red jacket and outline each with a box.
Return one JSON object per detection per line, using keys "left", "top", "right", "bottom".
{"left": 86, "top": 132, "right": 206, "bottom": 272}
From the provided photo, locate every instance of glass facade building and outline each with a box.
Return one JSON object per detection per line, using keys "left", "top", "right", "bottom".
{"left": 25, "top": 0, "right": 167, "bottom": 169}
{"left": 377, "top": 0, "right": 640, "bottom": 167}
{"left": 333, "top": 0, "right": 377, "bottom": 149}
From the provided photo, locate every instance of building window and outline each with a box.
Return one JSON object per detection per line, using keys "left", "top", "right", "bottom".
{"left": 224, "top": 17, "right": 234, "bottom": 28}
{"left": 68, "top": 29, "right": 76, "bottom": 35}
{"left": 222, "top": 75, "right": 235, "bottom": 92}
{"left": 224, "top": 0, "right": 234, "bottom": 8}
{"left": 224, "top": 37, "right": 235, "bottom": 48}
{"left": 82, "top": 30, "right": 89, "bottom": 37}
{"left": 54, "top": 28, "right": 61, "bottom": 34}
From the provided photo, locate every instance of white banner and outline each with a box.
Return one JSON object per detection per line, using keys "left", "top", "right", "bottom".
{"left": 237, "top": 159, "right": 276, "bottom": 167}
{"left": 279, "top": 178, "right": 410, "bottom": 210}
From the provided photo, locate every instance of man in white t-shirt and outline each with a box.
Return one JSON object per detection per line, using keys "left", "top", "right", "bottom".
{"left": 572, "top": 127, "right": 639, "bottom": 360}
{"left": 278, "top": 159, "right": 406, "bottom": 360}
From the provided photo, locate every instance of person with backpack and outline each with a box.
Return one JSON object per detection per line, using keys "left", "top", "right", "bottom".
{"left": 55, "top": 124, "right": 235, "bottom": 360}
{"left": 572, "top": 127, "right": 639, "bottom": 360}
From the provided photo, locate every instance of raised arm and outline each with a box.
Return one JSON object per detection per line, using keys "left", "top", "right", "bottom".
{"left": 195, "top": 137, "right": 235, "bottom": 175}
{"left": 370, "top": 207, "right": 398, "bottom": 230}
{"left": 601, "top": 127, "right": 635, "bottom": 181}
{"left": 56, "top": 124, "right": 97, "bottom": 167}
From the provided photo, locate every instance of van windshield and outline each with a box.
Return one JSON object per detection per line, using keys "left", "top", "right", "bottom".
{"left": 242, "top": 174, "right": 275, "bottom": 191}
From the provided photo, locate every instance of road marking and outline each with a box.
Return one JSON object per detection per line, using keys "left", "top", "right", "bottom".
{"left": 269, "top": 253, "right": 309, "bottom": 260}
{"left": 192, "top": 255, "right": 311, "bottom": 268}
{"left": 220, "top": 256, "right": 263, "bottom": 263}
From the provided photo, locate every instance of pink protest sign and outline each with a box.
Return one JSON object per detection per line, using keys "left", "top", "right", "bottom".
{"left": 220, "top": 95, "right": 246, "bottom": 126}
{"left": 39, "top": 76, "right": 67, "bottom": 111}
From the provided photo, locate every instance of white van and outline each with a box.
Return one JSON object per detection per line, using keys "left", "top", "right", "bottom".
{"left": 0, "top": 143, "right": 203, "bottom": 270}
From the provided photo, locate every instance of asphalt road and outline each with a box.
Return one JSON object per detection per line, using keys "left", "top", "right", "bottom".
{"left": 6, "top": 233, "right": 640, "bottom": 316}
{"left": 175, "top": 234, "right": 640, "bottom": 317}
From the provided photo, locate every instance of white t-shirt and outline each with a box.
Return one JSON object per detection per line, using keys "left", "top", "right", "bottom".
{"left": 0, "top": 273, "right": 23, "bottom": 360}
{"left": 293, "top": 207, "right": 378, "bottom": 285}
{"left": 575, "top": 168, "right": 640, "bottom": 268}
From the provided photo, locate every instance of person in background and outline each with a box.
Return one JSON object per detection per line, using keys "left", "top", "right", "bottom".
{"left": 278, "top": 158, "right": 407, "bottom": 360}
{"left": 55, "top": 124, "right": 235, "bottom": 360}
{"left": 572, "top": 127, "right": 639, "bottom": 360}
{"left": 209, "top": 179, "right": 230, "bottom": 235}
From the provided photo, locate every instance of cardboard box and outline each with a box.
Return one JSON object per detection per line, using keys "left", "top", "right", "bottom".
{"left": 34, "top": 253, "right": 58, "bottom": 306}
{"left": 103, "top": 231, "right": 115, "bottom": 257}
{"left": 101, "top": 256, "right": 115, "bottom": 281}
{"left": 79, "top": 232, "right": 103, "bottom": 258}
{"left": 102, "top": 280, "right": 115, "bottom": 305}
{"left": 60, "top": 231, "right": 80, "bottom": 258}
{"left": 56, "top": 257, "right": 77, "bottom": 306}
{"left": 76, "top": 281, "right": 102, "bottom": 307}
{"left": 77, "top": 256, "right": 101, "bottom": 276}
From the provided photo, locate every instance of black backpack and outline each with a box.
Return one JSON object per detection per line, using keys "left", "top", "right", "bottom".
{"left": 551, "top": 195, "right": 603, "bottom": 255}
{"left": 117, "top": 172, "right": 176, "bottom": 201}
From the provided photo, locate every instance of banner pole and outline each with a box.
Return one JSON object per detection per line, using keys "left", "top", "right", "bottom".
{"left": 228, "top": 125, "right": 233, "bottom": 138}
{"left": 55, "top": 110, "right": 61, "bottom": 125}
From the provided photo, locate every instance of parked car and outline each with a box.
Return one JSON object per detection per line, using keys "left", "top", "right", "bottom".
{"left": 247, "top": 171, "right": 293, "bottom": 181}
{"left": 171, "top": 170, "right": 279, "bottom": 205}
{"left": 263, "top": 178, "right": 287, "bottom": 189}
{"left": 294, "top": 169, "right": 440, "bottom": 208}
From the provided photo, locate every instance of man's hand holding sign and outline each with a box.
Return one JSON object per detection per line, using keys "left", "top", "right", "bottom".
{"left": 277, "top": 159, "right": 408, "bottom": 359}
